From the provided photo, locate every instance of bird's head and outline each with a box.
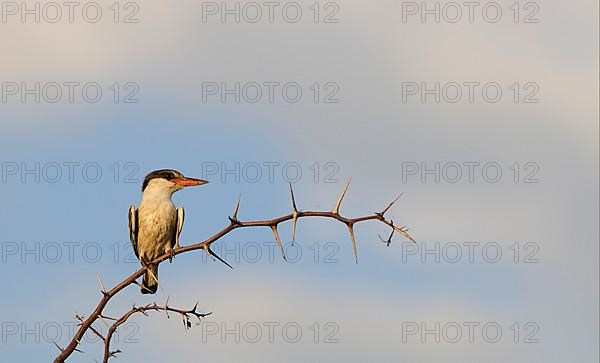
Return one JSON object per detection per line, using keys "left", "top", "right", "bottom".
{"left": 142, "top": 169, "right": 208, "bottom": 195}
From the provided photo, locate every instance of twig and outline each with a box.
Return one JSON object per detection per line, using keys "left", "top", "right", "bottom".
{"left": 101, "top": 302, "right": 210, "bottom": 363}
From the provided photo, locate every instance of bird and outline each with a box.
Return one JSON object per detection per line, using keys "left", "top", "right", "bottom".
{"left": 128, "top": 169, "right": 208, "bottom": 294}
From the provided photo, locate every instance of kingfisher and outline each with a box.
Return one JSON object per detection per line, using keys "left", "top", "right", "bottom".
{"left": 128, "top": 169, "right": 208, "bottom": 294}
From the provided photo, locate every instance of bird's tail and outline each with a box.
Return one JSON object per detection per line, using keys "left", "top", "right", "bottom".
{"left": 141, "top": 265, "right": 159, "bottom": 294}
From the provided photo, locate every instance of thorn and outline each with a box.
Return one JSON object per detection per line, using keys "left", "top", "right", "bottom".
{"left": 291, "top": 210, "right": 299, "bottom": 245}
{"left": 332, "top": 178, "right": 351, "bottom": 214}
{"left": 393, "top": 224, "right": 417, "bottom": 243}
{"left": 100, "top": 314, "right": 117, "bottom": 321}
{"left": 289, "top": 183, "right": 299, "bottom": 244}
{"left": 331, "top": 178, "right": 352, "bottom": 214}
{"left": 165, "top": 296, "right": 171, "bottom": 319}
{"left": 96, "top": 272, "right": 106, "bottom": 294}
{"left": 74, "top": 314, "right": 85, "bottom": 325}
{"left": 52, "top": 341, "right": 64, "bottom": 352}
{"left": 232, "top": 195, "right": 241, "bottom": 221}
{"left": 202, "top": 311, "right": 213, "bottom": 318}
{"left": 380, "top": 193, "right": 403, "bottom": 216}
{"left": 289, "top": 183, "right": 298, "bottom": 212}
{"left": 378, "top": 220, "right": 394, "bottom": 247}
{"left": 98, "top": 315, "right": 110, "bottom": 328}
{"left": 347, "top": 223, "right": 358, "bottom": 264}
{"left": 132, "top": 279, "right": 147, "bottom": 291}
{"left": 183, "top": 315, "right": 192, "bottom": 330}
{"left": 203, "top": 245, "right": 233, "bottom": 269}
{"left": 270, "top": 225, "right": 287, "bottom": 261}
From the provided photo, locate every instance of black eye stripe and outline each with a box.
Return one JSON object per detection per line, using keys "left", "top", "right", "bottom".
{"left": 159, "top": 171, "right": 174, "bottom": 179}
{"left": 141, "top": 169, "right": 181, "bottom": 191}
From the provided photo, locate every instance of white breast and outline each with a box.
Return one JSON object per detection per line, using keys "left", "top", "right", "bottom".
{"left": 137, "top": 182, "right": 178, "bottom": 261}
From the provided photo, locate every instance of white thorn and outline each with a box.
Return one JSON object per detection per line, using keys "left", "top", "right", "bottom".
{"left": 291, "top": 210, "right": 299, "bottom": 244}
{"left": 332, "top": 178, "right": 351, "bottom": 214}
{"left": 347, "top": 224, "right": 358, "bottom": 264}
{"left": 381, "top": 193, "right": 403, "bottom": 216}
{"left": 96, "top": 272, "right": 106, "bottom": 293}
{"left": 393, "top": 224, "right": 416, "bottom": 243}
{"left": 98, "top": 315, "right": 110, "bottom": 328}
{"left": 289, "top": 183, "right": 298, "bottom": 211}
{"left": 232, "top": 195, "right": 241, "bottom": 220}
{"left": 289, "top": 183, "right": 299, "bottom": 244}
{"left": 270, "top": 225, "right": 287, "bottom": 261}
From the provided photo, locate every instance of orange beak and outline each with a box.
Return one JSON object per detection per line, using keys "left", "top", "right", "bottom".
{"left": 173, "top": 177, "right": 209, "bottom": 187}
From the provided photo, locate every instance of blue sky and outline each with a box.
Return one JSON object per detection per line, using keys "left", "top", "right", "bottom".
{"left": 1, "top": 0, "right": 598, "bottom": 362}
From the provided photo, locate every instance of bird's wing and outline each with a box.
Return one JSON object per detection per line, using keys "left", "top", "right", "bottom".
{"left": 128, "top": 205, "right": 139, "bottom": 260}
{"left": 174, "top": 207, "right": 185, "bottom": 249}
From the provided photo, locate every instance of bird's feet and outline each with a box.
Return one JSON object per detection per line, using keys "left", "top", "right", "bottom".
{"left": 167, "top": 248, "right": 175, "bottom": 263}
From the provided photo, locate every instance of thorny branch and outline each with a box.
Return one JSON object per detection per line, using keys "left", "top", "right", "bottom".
{"left": 70, "top": 299, "right": 210, "bottom": 363}
{"left": 53, "top": 181, "right": 416, "bottom": 363}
